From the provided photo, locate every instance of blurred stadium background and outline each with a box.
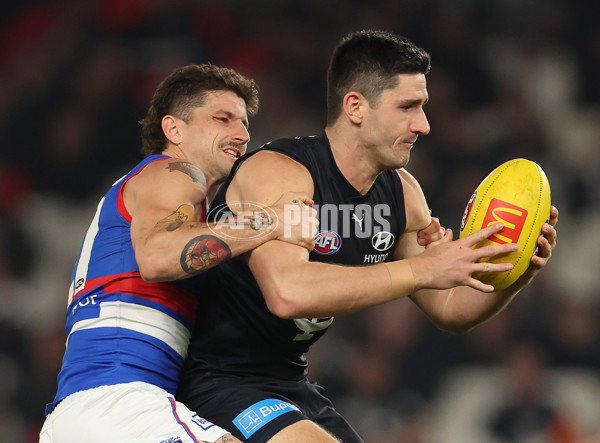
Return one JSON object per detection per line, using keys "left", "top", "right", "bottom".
{"left": 1, "top": 0, "right": 598, "bottom": 441}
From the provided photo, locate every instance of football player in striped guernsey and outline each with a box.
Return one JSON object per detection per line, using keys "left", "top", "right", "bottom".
{"left": 40, "top": 64, "right": 319, "bottom": 443}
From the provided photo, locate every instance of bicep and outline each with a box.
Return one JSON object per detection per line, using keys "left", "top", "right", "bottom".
{"left": 126, "top": 162, "right": 206, "bottom": 249}
{"left": 229, "top": 151, "right": 314, "bottom": 302}
{"left": 391, "top": 169, "right": 432, "bottom": 260}
{"left": 391, "top": 229, "right": 424, "bottom": 261}
{"left": 391, "top": 169, "right": 453, "bottom": 315}
{"left": 228, "top": 151, "right": 314, "bottom": 205}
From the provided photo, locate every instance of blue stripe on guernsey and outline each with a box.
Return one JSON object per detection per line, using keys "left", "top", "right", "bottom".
{"left": 49, "top": 327, "right": 183, "bottom": 415}
{"left": 233, "top": 399, "right": 300, "bottom": 439}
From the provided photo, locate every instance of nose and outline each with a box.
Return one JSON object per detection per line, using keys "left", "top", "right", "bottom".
{"left": 411, "top": 108, "right": 430, "bottom": 135}
{"left": 233, "top": 120, "right": 250, "bottom": 144}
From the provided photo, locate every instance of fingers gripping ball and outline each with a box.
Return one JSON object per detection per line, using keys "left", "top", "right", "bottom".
{"left": 459, "top": 159, "right": 551, "bottom": 290}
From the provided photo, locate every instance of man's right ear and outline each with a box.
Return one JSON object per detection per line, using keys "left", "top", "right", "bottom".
{"left": 162, "top": 115, "right": 183, "bottom": 145}
{"left": 342, "top": 91, "right": 366, "bottom": 125}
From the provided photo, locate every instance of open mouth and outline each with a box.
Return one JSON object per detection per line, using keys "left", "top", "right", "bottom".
{"left": 223, "top": 147, "right": 241, "bottom": 159}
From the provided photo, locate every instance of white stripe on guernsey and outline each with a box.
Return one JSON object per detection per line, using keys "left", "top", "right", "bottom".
{"left": 68, "top": 196, "right": 106, "bottom": 307}
{"left": 67, "top": 301, "right": 191, "bottom": 358}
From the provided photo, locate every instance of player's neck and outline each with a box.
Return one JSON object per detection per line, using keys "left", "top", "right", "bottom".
{"left": 161, "top": 145, "right": 223, "bottom": 197}
{"left": 325, "top": 126, "right": 380, "bottom": 195}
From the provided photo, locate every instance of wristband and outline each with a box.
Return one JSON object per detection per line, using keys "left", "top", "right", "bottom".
{"left": 383, "top": 260, "right": 415, "bottom": 298}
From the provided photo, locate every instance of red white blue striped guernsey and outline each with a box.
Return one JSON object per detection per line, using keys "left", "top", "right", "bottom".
{"left": 46, "top": 154, "right": 202, "bottom": 415}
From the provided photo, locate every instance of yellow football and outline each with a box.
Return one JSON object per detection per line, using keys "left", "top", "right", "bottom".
{"left": 459, "top": 158, "right": 551, "bottom": 290}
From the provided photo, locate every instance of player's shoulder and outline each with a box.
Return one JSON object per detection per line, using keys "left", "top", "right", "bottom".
{"left": 140, "top": 156, "right": 206, "bottom": 186}
{"left": 396, "top": 167, "right": 417, "bottom": 183}
{"left": 230, "top": 140, "right": 315, "bottom": 199}
{"left": 395, "top": 168, "right": 423, "bottom": 193}
{"left": 244, "top": 135, "right": 322, "bottom": 174}
{"left": 262, "top": 134, "right": 324, "bottom": 150}
{"left": 125, "top": 155, "right": 208, "bottom": 206}
{"left": 259, "top": 134, "right": 326, "bottom": 160}
{"left": 238, "top": 149, "right": 311, "bottom": 185}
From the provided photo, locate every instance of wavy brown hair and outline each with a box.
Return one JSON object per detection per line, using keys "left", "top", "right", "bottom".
{"left": 140, "top": 64, "right": 259, "bottom": 156}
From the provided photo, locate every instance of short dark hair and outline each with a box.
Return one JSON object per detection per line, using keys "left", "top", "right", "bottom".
{"left": 140, "top": 64, "right": 259, "bottom": 156}
{"left": 326, "top": 30, "right": 431, "bottom": 125}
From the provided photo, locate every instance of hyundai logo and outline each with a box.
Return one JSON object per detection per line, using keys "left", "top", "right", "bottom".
{"left": 371, "top": 231, "right": 395, "bottom": 251}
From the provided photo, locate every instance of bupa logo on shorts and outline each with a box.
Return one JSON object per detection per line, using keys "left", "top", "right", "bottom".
{"left": 233, "top": 399, "right": 300, "bottom": 438}
{"left": 313, "top": 230, "right": 342, "bottom": 255}
{"left": 160, "top": 437, "right": 182, "bottom": 443}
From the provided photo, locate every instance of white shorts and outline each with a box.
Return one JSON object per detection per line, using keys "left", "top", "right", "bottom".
{"left": 39, "top": 382, "right": 230, "bottom": 443}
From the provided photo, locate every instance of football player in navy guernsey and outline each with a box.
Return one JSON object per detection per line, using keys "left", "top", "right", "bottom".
{"left": 177, "top": 31, "right": 559, "bottom": 442}
{"left": 40, "top": 64, "right": 324, "bottom": 442}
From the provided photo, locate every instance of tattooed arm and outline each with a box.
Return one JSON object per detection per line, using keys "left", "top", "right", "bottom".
{"left": 124, "top": 159, "right": 317, "bottom": 282}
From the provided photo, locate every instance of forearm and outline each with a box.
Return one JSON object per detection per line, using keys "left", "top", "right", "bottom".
{"left": 429, "top": 211, "right": 558, "bottom": 332}
{"left": 258, "top": 260, "right": 396, "bottom": 318}
{"left": 412, "top": 284, "right": 523, "bottom": 333}
{"left": 248, "top": 242, "right": 415, "bottom": 318}
{"left": 138, "top": 219, "right": 276, "bottom": 282}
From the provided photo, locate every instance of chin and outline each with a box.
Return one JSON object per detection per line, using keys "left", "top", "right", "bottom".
{"left": 390, "top": 154, "right": 410, "bottom": 171}
{"left": 221, "top": 153, "right": 238, "bottom": 167}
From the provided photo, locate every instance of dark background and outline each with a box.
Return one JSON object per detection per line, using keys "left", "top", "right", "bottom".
{"left": 1, "top": 1, "right": 599, "bottom": 441}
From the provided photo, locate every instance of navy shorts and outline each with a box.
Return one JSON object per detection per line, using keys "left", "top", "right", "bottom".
{"left": 184, "top": 377, "right": 363, "bottom": 443}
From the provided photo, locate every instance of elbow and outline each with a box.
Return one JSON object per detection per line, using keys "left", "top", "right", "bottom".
{"left": 266, "top": 300, "right": 298, "bottom": 319}
{"left": 261, "top": 282, "right": 306, "bottom": 319}
{"left": 250, "top": 250, "right": 315, "bottom": 319}
{"left": 138, "top": 265, "right": 168, "bottom": 283}
{"left": 137, "top": 252, "right": 173, "bottom": 283}
{"left": 139, "top": 269, "right": 165, "bottom": 283}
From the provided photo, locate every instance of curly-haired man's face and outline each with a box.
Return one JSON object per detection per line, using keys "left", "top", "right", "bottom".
{"left": 176, "top": 90, "right": 250, "bottom": 186}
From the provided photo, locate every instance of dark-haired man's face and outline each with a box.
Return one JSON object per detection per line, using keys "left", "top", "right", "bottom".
{"left": 363, "top": 73, "right": 430, "bottom": 170}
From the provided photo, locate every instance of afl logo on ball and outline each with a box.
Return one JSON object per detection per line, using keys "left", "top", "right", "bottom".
{"left": 314, "top": 230, "right": 342, "bottom": 255}
{"left": 460, "top": 191, "right": 477, "bottom": 232}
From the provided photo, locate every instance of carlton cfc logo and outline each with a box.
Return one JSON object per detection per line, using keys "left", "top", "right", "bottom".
{"left": 313, "top": 230, "right": 342, "bottom": 255}
{"left": 482, "top": 198, "right": 528, "bottom": 244}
